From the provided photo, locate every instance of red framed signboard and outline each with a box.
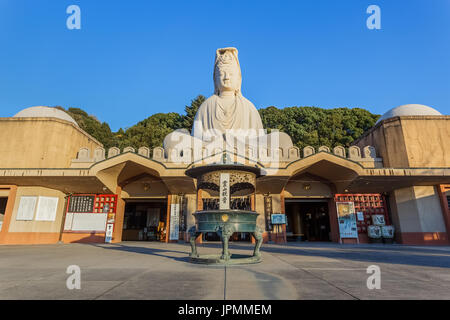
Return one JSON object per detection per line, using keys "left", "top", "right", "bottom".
{"left": 64, "top": 194, "right": 118, "bottom": 242}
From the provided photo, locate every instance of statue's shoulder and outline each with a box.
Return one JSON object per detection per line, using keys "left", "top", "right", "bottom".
{"left": 204, "top": 95, "right": 218, "bottom": 104}
{"left": 197, "top": 95, "right": 217, "bottom": 110}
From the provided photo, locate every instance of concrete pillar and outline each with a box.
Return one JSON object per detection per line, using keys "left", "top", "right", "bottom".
{"left": 0, "top": 185, "right": 17, "bottom": 244}
{"left": 112, "top": 186, "right": 125, "bottom": 243}
{"left": 390, "top": 186, "right": 448, "bottom": 245}
{"left": 437, "top": 185, "right": 450, "bottom": 240}
{"left": 327, "top": 197, "right": 340, "bottom": 243}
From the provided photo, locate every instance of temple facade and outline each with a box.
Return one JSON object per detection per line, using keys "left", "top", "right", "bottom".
{"left": 0, "top": 103, "right": 448, "bottom": 246}
{"left": 0, "top": 48, "right": 449, "bottom": 246}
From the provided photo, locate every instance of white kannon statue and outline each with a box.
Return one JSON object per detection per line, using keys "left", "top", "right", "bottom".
{"left": 163, "top": 47, "right": 292, "bottom": 161}
{"left": 192, "top": 47, "right": 264, "bottom": 140}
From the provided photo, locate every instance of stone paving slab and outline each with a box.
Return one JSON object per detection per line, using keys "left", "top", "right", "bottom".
{"left": 0, "top": 241, "right": 449, "bottom": 300}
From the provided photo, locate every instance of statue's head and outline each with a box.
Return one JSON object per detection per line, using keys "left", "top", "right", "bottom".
{"left": 213, "top": 47, "right": 242, "bottom": 96}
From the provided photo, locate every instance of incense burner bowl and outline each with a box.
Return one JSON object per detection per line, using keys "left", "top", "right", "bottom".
{"left": 185, "top": 163, "right": 264, "bottom": 265}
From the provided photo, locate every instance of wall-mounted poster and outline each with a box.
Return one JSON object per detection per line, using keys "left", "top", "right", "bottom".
{"left": 102, "top": 203, "right": 110, "bottom": 213}
{"left": 105, "top": 223, "right": 114, "bottom": 243}
{"left": 372, "top": 214, "right": 386, "bottom": 226}
{"left": 68, "top": 195, "right": 95, "bottom": 213}
{"left": 35, "top": 196, "right": 59, "bottom": 221}
{"left": 107, "top": 213, "right": 115, "bottom": 224}
{"left": 271, "top": 213, "right": 286, "bottom": 224}
{"left": 357, "top": 211, "right": 364, "bottom": 221}
{"left": 16, "top": 196, "right": 37, "bottom": 221}
{"left": 336, "top": 202, "right": 358, "bottom": 239}
{"left": 169, "top": 203, "right": 180, "bottom": 241}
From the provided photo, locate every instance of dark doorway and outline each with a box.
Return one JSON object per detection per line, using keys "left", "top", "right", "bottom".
{"left": 123, "top": 200, "right": 167, "bottom": 241}
{"left": 0, "top": 197, "right": 7, "bottom": 232}
{"left": 204, "top": 232, "right": 251, "bottom": 242}
{"left": 285, "top": 200, "right": 331, "bottom": 242}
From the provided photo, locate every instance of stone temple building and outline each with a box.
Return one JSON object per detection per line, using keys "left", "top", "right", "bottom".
{"left": 0, "top": 49, "right": 449, "bottom": 246}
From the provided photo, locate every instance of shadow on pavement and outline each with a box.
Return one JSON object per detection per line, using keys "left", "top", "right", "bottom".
{"left": 197, "top": 241, "right": 450, "bottom": 269}
{"left": 258, "top": 243, "right": 450, "bottom": 269}
{"left": 85, "top": 241, "right": 450, "bottom": 269}
{"left": 88, "top": 242, "right": 191, "bottom": 263}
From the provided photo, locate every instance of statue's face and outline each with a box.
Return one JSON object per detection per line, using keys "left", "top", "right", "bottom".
{"left": 215, "top": 52, "right": 240, "bottom": 93}
{"left": 216, "top": 65, "right": 240, "bottom": 92}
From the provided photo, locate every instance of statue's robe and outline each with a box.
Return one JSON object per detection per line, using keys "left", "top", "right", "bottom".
{"left": 163, "top": 94, "right": 293, "bottom": 160}
{"left": 192, "top": 94, "right": 264, "bottom": 140}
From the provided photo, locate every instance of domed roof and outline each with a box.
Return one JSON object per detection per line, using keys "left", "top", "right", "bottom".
{"left": 377, "top": 104, "right": 442, "bottom": 123}
{"left": 13, "top": 106, "right": 78, "bottom": 126}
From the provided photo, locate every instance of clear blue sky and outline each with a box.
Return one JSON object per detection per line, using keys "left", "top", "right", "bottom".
{"left": 0, "top": 0, "right": 449, "bottom": 131}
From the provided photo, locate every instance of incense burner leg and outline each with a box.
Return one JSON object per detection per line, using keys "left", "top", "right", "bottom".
{"left": 217, "top": 225, "right": 234, "bottom": 260}
{"left": 189, "top": 226, "right": 200, "bottom": 258}
{"left": 253, "top": 226, "right": 263, "bottom": 258}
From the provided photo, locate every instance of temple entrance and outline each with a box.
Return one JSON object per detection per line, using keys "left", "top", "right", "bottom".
{"left": 285, "top": 199, "right": 331, "bottom": 242}
{"left": 122, "top": 199, "right": 167, "bottom": 241}
{"left": 204, "top": 232, "right": 251, "bottom": 242}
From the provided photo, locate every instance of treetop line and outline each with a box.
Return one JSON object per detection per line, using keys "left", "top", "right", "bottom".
{"left": 56, "top": 95, "right": 380, "bottom": 152}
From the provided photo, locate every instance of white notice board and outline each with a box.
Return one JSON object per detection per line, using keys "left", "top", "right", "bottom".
{"left": 169, "top": 203, "right": 180, "bottom": 240}
{"left": 35, "top": 196, "right": 59, "bottom": 221}
{"left": 64, "top": 212, "right": 74, "bottom": 230}
{"left": 71, "top": 213, "right": 107, "bottom": 231}
{"left": 16, "top": 196, "right": 37, "bottom": 221}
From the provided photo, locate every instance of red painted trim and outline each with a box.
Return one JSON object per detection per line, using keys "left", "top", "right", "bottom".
{"left": 62, "top": 232, "right": 106, "bottom": 243}
{"left": 437, "top": 185, "right": 450, "bottom": 241}
{"left": 0, "top": 185, "right": 17, "bottom": 244}
{"left": 1, "top": 232, "right": 60, "bottom": 245}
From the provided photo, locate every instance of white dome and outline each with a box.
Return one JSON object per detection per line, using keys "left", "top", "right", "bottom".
{"left": 377, "top": 104, "right": 442, "bottom": 123}
{"left": 13, "top": 106, "right": 78, "bottom": 126}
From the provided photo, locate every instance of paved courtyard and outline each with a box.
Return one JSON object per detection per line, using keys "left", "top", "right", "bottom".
{"left": 0, "top": 241, "right": 449, "bottom": 300}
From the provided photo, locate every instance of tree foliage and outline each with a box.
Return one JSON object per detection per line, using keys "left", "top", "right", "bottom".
{"left": 116, "top": 112, "right": 183, "bottom": 150}
{"left": 259, "top": 106, "right": 379, "bottom": 150}
{"left": 182, "top": 95, "right": 206, "bottom": 133}
{"left": 56, "top": 107, "right": 117, "bottom": 149}
{"left": 56, "top": 97, "right": 380, "bottom": 152}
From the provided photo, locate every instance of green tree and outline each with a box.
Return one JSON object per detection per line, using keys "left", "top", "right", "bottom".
{"left": 54, "top": 106, "right": 117, "bottom": 149}
{"left": 54, "top": 98, "right": 380, "bottom": 154}
{"left": 182, "top": 95, "right": 206, "bottom": 132}
{"left": 259, "top": 106, "right": 379, "bottom": 150}
{"left": 119, "top": 112, "right": 183, "bottom": 150}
